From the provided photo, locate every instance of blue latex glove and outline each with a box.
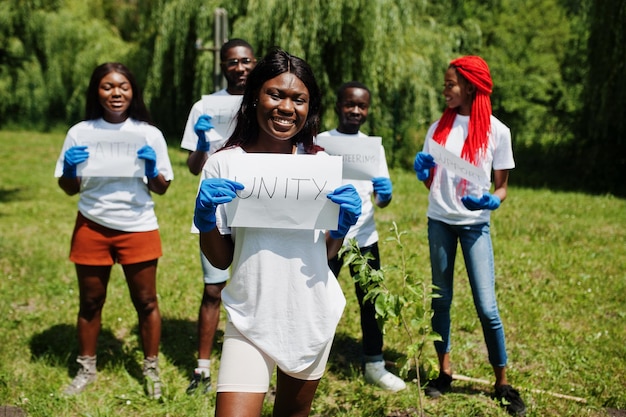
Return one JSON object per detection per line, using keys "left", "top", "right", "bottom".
{"left": 372, "top": 176, "right": 393, "bottom": 203}
{"left": 62, "top": 145, "right": 89, "bottom": 178}
{"left": 327, "top": 184, "right": 362, "bottom": 239}
{"left": 461, "top": 193, "right": 501, "bottom": 211}
{"left": 413, "top": 152, "right": 436, "bottom": 181}
{"left": 137, "top": 145, "right": 159, "bottom": 178}
{"left": 194, "top": 178, "right": 244, "bottom": 232}
{"left": 194, "top": 115, "right": 214, "bottom": 152}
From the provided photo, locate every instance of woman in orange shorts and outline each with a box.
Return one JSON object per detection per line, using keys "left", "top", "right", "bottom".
{"left": 54, "top": 62, "right": 173, "bottom": 399}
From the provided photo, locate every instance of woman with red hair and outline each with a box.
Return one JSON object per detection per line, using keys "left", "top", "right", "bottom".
{"left": 413, "top": 56, "right": 526, "bottom": 416}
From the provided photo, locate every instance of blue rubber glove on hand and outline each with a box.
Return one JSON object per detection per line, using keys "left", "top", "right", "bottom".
{"left": 194, "top": 178, "right": 245, "bottom": 232}
{"left": 137, "top": 145, "right": 159, "bottom": 178}
{"left": 62, "top": 145, "right": 89, "bottom": 179}
{"left": 327, "top": 184, "right": 362, "bottom": 239}
{"left": 194, "top": 115, "right": 214, "bottom": 152}
{"left": 461, "top": 193, "right": 501, "bottom": 211}
{"left": 372, "top": 176, "right": 393, "bottom": 203}
{"left": 413, "top": 152, "right": 436, "bottom": 181}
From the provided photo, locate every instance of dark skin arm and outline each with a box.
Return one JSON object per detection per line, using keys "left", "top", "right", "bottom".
{"left": 199, "top": 228, "right": 234, "bottom": 270}
{"left": 146, "top": 173, "right": 171, "bottom": 195}
{"left": 423, "top": 171, "right": 434, "bottom": 190}
{"left": 186, "top": 150, "right": 208, "bottom": 176}
{"left": 491, "top": 169, "right": 509, "bottom": 203}
{"left": 58, "top": 176, "right": 81, "bottom": 196}
{"left": 374, "top": 193, "right": 391, "bottom": 208}
{"left": 325, "top": 233, "right": 344, "bottom": 260}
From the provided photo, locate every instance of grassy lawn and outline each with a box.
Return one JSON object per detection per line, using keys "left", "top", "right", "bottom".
{"left": 0, "top": 130, "right": 624, "bottom": 416}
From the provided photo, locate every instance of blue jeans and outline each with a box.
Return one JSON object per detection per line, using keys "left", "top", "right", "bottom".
{"left": 428, "top": 218, "right": 508, "bottom": 367}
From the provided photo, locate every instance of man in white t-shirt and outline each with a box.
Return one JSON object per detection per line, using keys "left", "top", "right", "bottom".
{"left": 180, "top": 38, "right": 256, "bottom": 395}
{"left": 320, "top": 81, "right": 406, "bottom": 392}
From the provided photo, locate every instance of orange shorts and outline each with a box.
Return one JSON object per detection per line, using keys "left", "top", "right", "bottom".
{"left": 69, "top": 212, "right": 162, "bottom": 266}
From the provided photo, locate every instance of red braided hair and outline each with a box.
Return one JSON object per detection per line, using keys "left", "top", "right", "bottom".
{"left": 432, "top": 56, "right": 493, "bottom": 166}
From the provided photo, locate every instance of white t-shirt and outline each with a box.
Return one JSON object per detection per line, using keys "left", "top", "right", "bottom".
{"left": 184, "top": 89, "right": 237, "bottom": 234}
{"left": 201, "top": 146, "right": 346, "bottom": 373}
{"left": 423, "top": 114, "right": 514, "bottom": 225}
{"left": 317, "top": 129, "right": 390, "bottom": 248}
{"left": 180, "top": 88, "right": 232, "bottom": 152}
{"left": 54, "top": 118, "right": 174, "bottom": 232}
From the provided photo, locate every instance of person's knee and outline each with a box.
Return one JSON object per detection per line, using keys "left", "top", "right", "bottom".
{"left": 477, "top": 306, "right": 502, "bottom": 328}
{"left": 79, "top": 294, "right": 107, "bottom": 318}
{"left": 132, "top": 292, "right": 159, "bottom": 316}
{"left": 432, "top": 294, "right": 452, "bottom": 311}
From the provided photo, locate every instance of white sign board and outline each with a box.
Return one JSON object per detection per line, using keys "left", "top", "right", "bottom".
{"left": 76, "top": 130, "right": 146, "bottom": 177}
{"left": 315, "top": 134, "right": 383, "bottom": 180}
{"left": 223, "top": 154, "right": 343, "bottom": 230}
{"left": 428, "top": 138, "right": 490, "bottom": 187}
{"left": 202, "top": 95, "right": 242, "bottom": 141}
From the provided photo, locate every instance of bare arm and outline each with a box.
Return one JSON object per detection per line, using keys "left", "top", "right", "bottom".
{"left": 146, "top": 173, "right": 171, "bottom": 195}
{"left": 187, "top": 150, "right": 208, "bottom": 176}
{"left": 492, "top": 169, "right": 509, "bottom": 203}
{"left": 423, "top": 171, "right": 434, "bottom": 190}
{"left": 199, "top": 228, "right": 234, "bottom": 270}
{"left": 58, "top": 176, "right": 81, "bottom": 196}
{"left": 374, "top": 194, "right": 391, "bottom": 208}
{"left": 325, "top": 232, "right": 344, "bottom": 260}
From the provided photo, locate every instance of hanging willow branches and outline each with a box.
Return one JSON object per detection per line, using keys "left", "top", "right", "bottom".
{"left": 226, "top": 0, "right": 460, "bottom": 166}
{"left": 3, "top": 0, "right": 613, "bottom": 189}
{"left": 1, "top": 0, "right": 132, "bottom": 128}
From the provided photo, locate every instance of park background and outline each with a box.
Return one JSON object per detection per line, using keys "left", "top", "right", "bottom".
{"left": 0, "top": 0, "right": 625, "bottom": 416}
{"left": 1, "top": 0, "right": 625, "bottom": 196}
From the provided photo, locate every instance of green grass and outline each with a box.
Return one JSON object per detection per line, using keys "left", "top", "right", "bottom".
{"left": 0, "top": 130, "right": 625, "bottom": 416}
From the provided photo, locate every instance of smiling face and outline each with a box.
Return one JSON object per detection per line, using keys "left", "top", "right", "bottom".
{"left": 221, "top": 46, "right": 256, "bottom": 95}
{"left": 253, "top": 72, "right": 309, "bottom": 152}
{"left": 443, "top": 66, "right": 475, "bottom": 116}
{"left": 98, "top": 71, "right": 132, "bottom": 123}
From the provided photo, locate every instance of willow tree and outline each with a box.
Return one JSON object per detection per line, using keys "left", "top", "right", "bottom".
{"left": 140, "top": 0, "right": 219, "bottom": 135}
{"left": 0, "top": 0, "right": 133, "bottom": 130}
{"left": 229, "top": 0, "right": 471, "bottom": 168}
{"left": 142, "top": 0, "right": 466, "bottom": 159}
{"left": 3, "top": 0, "right": 593, "bottom": 181}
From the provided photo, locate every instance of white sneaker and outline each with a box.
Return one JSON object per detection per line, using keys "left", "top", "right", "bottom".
{"left": 364, "top": 360, "right": 406, "bottom": 392}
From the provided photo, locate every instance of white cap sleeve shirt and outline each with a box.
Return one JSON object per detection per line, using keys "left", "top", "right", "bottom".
{"left": 423, "top": 114, "right": 515, "bottom": 226}
{"left": 54, "top": 118, "right": 174, "bottom": 232}
{"left": 201, "top": 146, "right": 346, "bottom": 373}
{"left": 317, "top": 129, "right": 390, "bottom": 248}
{"left": 180, "top": 88, "right": 232, "bottom": 152}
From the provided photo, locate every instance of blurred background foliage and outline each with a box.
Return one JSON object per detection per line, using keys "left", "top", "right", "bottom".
{"left": 1, "top": 0, "right": 624, "bottom": 195}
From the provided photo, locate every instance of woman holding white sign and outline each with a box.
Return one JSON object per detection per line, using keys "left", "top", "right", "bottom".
{"left": 413, "top": 56, "right": 525, "bottom": 416}
{"left": 193, "top": 48, "right": 361, "bottom": 416}
{"left": 55, "top": 62, "right": 173, "bottom": 399}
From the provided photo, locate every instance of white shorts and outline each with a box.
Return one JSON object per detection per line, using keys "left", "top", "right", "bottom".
{"left": 216, "top": 321, "right": 333, "bottom": 393}
{"left": 200, "top": 248, "right": 229, "bottom": 284}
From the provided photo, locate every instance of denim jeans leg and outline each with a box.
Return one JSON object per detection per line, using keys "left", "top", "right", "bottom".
{"left": 428, "top": 219, "right": 458, "bottom": 355}
{"left": 459, "top": 222, "right": 508, "bottom": 367}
